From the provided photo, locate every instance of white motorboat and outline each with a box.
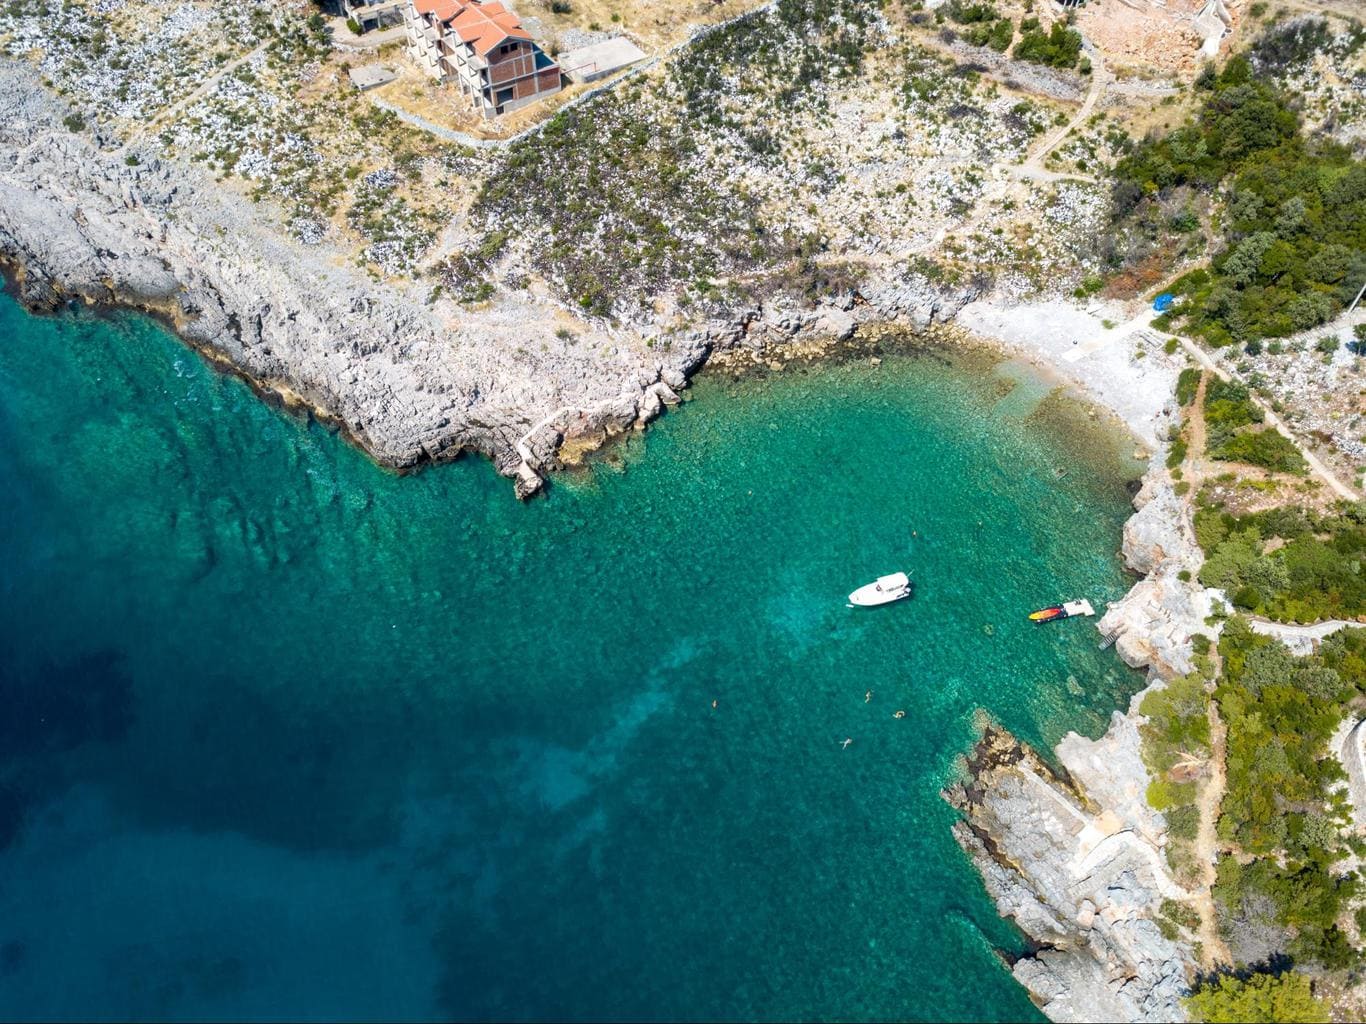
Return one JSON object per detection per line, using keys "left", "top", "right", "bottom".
{"left": 848, "top": 571, "right": 912, "bottom": 607}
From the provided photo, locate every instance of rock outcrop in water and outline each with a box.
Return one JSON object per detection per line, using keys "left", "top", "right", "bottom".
{"left": 946, "top": 719, "right": 1195, "bottom": 1022}
{"left": 948, "top": 462, "right": 1213, "bottom": 1023}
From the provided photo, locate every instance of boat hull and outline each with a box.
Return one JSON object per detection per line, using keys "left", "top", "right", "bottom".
{"left": 848, "top": 580, "right": 912, "bottom": 607}
{"left": 1028, "top": 606, "right": 1067, "bottom": 622}
{"left": 1028, "top": 599, "right": 1095, "bottom": 622}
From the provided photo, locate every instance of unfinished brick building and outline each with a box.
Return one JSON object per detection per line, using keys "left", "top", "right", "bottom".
{"left": 405, "top": 0, "right": 562, "bottom": 118}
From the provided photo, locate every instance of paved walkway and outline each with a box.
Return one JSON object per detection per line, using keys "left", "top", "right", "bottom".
{"left": 331, "top": 21, "right": 406, "bottom": 51}
{"left": 1248, "top": 616, "right": 1365, "bottom": 654}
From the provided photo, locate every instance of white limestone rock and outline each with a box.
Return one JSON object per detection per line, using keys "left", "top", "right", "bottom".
{"left": 945, "top": 724, "right": 1196, "bottom": 1023}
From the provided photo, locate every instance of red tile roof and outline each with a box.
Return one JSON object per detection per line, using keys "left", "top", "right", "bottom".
{"left": 413, "top": 0, "right": 463, "bottom": 19}
{"left": 414, "top": 0, "right": 533, "bottom": 55}
{"left": 449, "top": 1, "right": 532, "bottom": 55}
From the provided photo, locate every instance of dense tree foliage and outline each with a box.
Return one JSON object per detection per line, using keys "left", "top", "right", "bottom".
{"left": 1196, "top": 377, "right": 1307, "bottom": 474}
{"left": 1196, "top": 500, "right": 1366, "bottom": 621}
{"left": 1185, "top": 970, "right": 1329, "bottom": 1023}
{"left": 1112, "top": 52, "right": 1366, "bottom": 345}
{"left": 1011, "top": 17, "right": 1082, "bottom": 69}
{"left": 1212, "top": 619, "right": 1366, "bottom": 968}
{"left": 1140, "top": 674, "right": 1210, "bottom": 815}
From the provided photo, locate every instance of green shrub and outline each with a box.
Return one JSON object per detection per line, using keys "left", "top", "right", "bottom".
{"left": 1012, "top": 18, "right": 1082, "bottom": 68}
{"left": 985, "top": 18, "right": 1013, "bottom": 51}
{"left": 950, "top": 3, "right": 1014, "bottom": 52}
{"left": 1212, "top": 428, "right": 1307, "bottom": 475}
{"left": 1166, "top": 805, "right": 1199, "bottom": 841}
{"left": 1176, "top": 368, "right": 1201, "bottom": 406}
{"left": 1073, "top": 273, "right": 1105, "bottom": 298}
{"left": 1185, "top": 971, "right": 1328, "bottom": 1023}
{"left": 944, "top": 0, "right": 998, "bottom": 24}
{"left": 1147, "top": 777, "right": 1197, "bottom": 810}
{"left": 1166, "top": 437, "right": 1188, "bottom": 469}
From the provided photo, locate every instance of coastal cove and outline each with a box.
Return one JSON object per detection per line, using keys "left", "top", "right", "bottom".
{"left": 1, "top": 291, "right": 1145, "bottom": 1021}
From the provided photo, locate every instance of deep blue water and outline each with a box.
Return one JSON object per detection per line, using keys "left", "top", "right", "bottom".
{"left": 0, "top": 288, "right": 1142, "bottom": 1021}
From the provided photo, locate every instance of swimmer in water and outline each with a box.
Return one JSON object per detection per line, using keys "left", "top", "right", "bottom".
{"left": 894, "top": 710, "right": 906, "bottom": 719}
{"left": 711, "top": 699, "right": 718, "bottom": 709}
{"left": 841, "top": 737, "right": 853, "bottom": 750}
{"left": 865, "top": 690, "right": 873, "bottom": 703}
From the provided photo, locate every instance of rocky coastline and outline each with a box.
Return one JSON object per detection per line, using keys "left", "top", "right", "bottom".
{"left": 0, "top": 62, "right": 979, "bottom": 498}
{"left": 3, "top": 51, "right": 1214, "bottom": 1024}
{"left": 945, "top": 458, "right": 1216, "bottom": 1023}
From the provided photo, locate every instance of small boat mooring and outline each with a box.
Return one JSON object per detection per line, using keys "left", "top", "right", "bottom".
{"left": 1027, "top": 599, "right": 1095, "bottom": 623}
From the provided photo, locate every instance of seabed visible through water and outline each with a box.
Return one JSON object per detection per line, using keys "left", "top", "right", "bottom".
{"left": 0, "top": 289, "right": 1144, "bottom": 1021}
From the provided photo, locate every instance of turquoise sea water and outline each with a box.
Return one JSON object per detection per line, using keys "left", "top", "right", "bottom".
{"left": 0, "top": 287, "right": 1142, "bottom": 1021}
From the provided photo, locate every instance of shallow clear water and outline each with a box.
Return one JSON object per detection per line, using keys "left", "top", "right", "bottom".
{"left": 0, "top": 289, "right": 1142, "bottom": 1021}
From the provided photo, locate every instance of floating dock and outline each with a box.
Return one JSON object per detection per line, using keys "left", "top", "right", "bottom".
{"left": 1028, "top": 599, "right": 1095, "bottom": 623}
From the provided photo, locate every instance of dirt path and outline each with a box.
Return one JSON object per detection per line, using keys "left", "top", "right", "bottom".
{"left": 1177, "top": 337, "right": 1359, "bottom": 501}
{"left": 1185, "top": 372, "right": 1210, "bottom": 487}
{"left": 1173, "top": 377, "right": 1234, "bottom": 966}
{"left": 1024, "top": 44, "right": 1110, "bottom": 176}
{"left": 116, "top": 42, "right": 271, "bottom": 156}
{"left": 1192, "top": 669, "right": 1232, "bottom": 966}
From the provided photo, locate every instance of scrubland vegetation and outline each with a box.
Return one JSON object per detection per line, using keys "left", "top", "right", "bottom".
{"left": 1186, "top": 970, "right": 1329, "bottom": 1023}
{"left": 1213, "top": 618, "right": 1366, "bottom": 970}
{"left": 1195, "top": 498, "right": 1366, "bottom": 622}
{"left": 1112, "top": 45, "right": 1366, "bottom": 347}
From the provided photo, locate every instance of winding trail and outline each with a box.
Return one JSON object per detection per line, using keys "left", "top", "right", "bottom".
{"left": 833, "top": 44, "right": 1110, "bottom": 277}
{"left": 1024, "top": 43, "right": 1110, "bottom": 177}
{"left": 1065, "top": 305, "right": 1358, "bottom": 502}
{"left": 1192, "top": 647, "right": 1232, "bottom": 966}
{"left": 116, "top": 42, "right": 271, "bottom": 157}
{"left": 1175, "top": 335, "right": 1359, "bottom": 501}
{"left": 1190, "top": 693, "right": 1231, "bottom": 965}
{"left": 1173, "top": 381, "right": 1233, "bottom": 966}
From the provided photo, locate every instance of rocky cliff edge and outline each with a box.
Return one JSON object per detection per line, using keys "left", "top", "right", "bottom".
{"left": 0, "top": 65, "right": 975, "bottom": 497}
{"left": 946, "top": 461, "right": 1220, "bottom": 1022}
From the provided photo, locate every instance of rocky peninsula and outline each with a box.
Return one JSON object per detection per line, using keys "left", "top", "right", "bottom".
{"left": 947, "top": 460, "right": 1215, "bottom": 1022}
